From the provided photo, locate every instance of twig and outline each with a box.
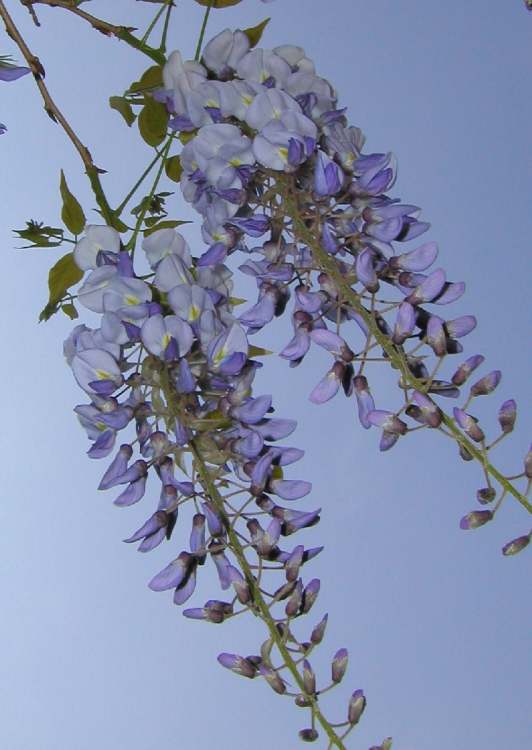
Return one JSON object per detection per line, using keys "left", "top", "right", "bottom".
{"left": 0, "top": 0, "right": 116, "bottom": 226}
{"left": 20, "top": 0, "right": 166, "bottom": 64}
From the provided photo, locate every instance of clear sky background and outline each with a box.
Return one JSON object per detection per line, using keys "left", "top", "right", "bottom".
{"left": 1, "top": 1, "right": 531, "bottom": 749}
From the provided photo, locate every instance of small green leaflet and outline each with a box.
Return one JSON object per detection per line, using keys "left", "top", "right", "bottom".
{"left": 138, "top": 97, "right": 168, "bottom": 147}
{"left": 59, "top": 171, "right": 85, "bottom": 235}
{"left": 194, "top": 0, "right": 243, "bottom": 8}
{"left": 39, "top": 252, "right": 83, "bottom": 322}
{"left": 165, "top": 155, "right": 182, "bottom": 183}
{"left": 143, "top": 220, "right": 191, "bottom": 237}
{"left": 129, "top": 65, "right": 163, "bottom": 94}
{"left": 13, "top": 221, "right": 63, "bottom": 249}
{"left": 109, "top": 96, "right": 135, "bottom": 127}
{"left": 243, "top": 18, "right": 270, "bottom": 48}
{"left": 248, "top": 345, "right": 273, "bottom": 357}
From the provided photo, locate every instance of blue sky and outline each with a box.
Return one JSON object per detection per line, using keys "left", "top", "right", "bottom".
{"left": 1, "top": 1, "right": 530, "bottom": 748}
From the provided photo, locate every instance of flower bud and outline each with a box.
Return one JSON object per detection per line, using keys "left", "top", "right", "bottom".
{"left": 299, "top": 728, "right": 319, "bottom": 742}
{"left": 285, "top": 545, "right": 304, "bottom": 582}
{"left": 498, "top": 399, "right": 516, "bottom": 434}
{"left": 310, "top": 613, "right": 328, "bottom": 645}
{"left": 258, "top": 664, "right": 286, "bottom": 694}
{"left": 459, "top": 510, "right": 493, "bottom": 530}
{"left": 524, "top": 444, "right": 532, "bottom": 479}
{"left": 470, "top": 370, "right": 501, "bottom": 397}
{"left": 451, "top": 354, "right": 485, "bottom": 386}
{"left": 274, "top": 579, "right": 297, "bottom": 602}
{"left": 502, "top": 533, "right": 531, "bottom": 556}
{"left": 302, "top": 659, "right": 316, "bottom": 695}
{"left": 453, "top": 408, "right": 485, "bottom": 443}
{"left": 286, "top": 579, "right": 304, "bottom": 617}
{"left": 332, "top": 647, "right": 349, "bottom": 683}
{"left": 217, "top": 653, "right": 257, "bottom": 678}
{"left": 476, "top": 487, "right": 496, "bottom": 505}
{"left": 301, "top": 578, "right": 320, "bottom": 613}
{"left": 347, "top": 689, "right": 366, "bottom": 725}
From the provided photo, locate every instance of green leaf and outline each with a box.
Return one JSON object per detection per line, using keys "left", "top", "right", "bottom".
{"left": 243, "top": 18, "right": 270, "bottom": 48}
{"left": 228, "top": 296, "right": 247, "bottom": 307}
{"left": 178, "top": 130, "right": 197, "bottom": 145}
{"left": 61, "top": 303, "right": 79, "bottom": 320}
{"left": 109, "top": 95, "right": 136, "bottom": 127}
{"left": 248, "top": 345, "right": 273, "bottom": 357}
{"left": 138, "top": 97, "right": 168, "bottom": 147}
{"left": 129, "top": 65, "right": 163, "bottom": 93}
{"left": 144, "top": 216, "right": 160, "bottom": 228}
{"left": 164, "top": 154, "right": 182, "bottom": 183}
{"left": 59, "top": 170, "right": 86, "bottom": 235}
{"left": 143, "top": 219, "right": 191, "bottom": 237}
{"left": 13, "top": 221, "right": 64, "bottom": 248}
{"left": 40, "top": 252, "right": 83, "bottom": 322}
{"left": 194, "top": 0, "right": 243, "bottom": 7}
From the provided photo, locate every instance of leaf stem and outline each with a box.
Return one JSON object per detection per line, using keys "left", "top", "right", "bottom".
{"left": 140, "top": 0, "right": 170, "bottom": 46}
{"left": 194, "top": 0, "right": 213, "bottom": 62}
{"left": 126, "top": 135, "right": 174, "bottom": 252}
{"left": 116, "top": 148, "right": 165, "bottom": 217}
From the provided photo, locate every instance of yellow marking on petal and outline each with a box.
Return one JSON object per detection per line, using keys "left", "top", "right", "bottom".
{"left": 96, "top": 369, "right": 112, "bottom": 380}
{"left": 161, "top": 332, "right": 172, "bottom": 349}
{"left": 96, "top": 421, "right": 107, "bottom": 432}
{"left": 213, "top": 346, "right": 227, "bottom": 366}
{"left": 189, "top": 304, "right": 201, "bottom": 322}
{"left": 124, "top": 294, "right": 140, "bottom": 306}
{"left": 229, "top": 158, "right": 242, "bottom": 167}
{"left": 241, "top": 94, "right": 253, "bottom": 106}
{"left": 278, "top": 146, "right": 289, "bottom": 163}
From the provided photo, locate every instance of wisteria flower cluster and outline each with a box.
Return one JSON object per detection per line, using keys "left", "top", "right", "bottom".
{"left": 56, "top": 25, "right": 530, "bottom": 747}
{"left": 66, "top": 220, "right": 367, "bottom": 745}
{"left": 154, "top": 28, "right": 530, "bottom": 529}
{"left": 2, "top": 0, "right": 528, "bottom": 742}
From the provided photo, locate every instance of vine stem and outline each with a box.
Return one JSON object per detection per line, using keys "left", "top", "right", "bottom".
{"left": 157, "top": 367, "right": 347, "bottom": 749}
{"left": 194, "top": 0, "right": 213, "bottom": 62}
{"left": 20, "top": 0, "right": 166, "bottom": 64}
{"left": 0, "top": 0, "right": 118, "bottom": 227}
{"left": 126, "top": 135, "right": 174, "bottom": 253}
{"left": 279, "top": 178, "right": 531, "bottom": 515}
{"left": 115, "top": 147, "right": 165, "bottom": 217}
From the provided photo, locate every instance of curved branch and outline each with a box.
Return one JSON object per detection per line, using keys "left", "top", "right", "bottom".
{"left": 0, "top": 0, "right": 117, "bottom": 226}
{"left": 20, "top": 0, "right": 166, "bottom": 64}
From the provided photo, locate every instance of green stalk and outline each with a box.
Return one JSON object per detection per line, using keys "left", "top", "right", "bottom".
{"left": 140, "top": 0, "right": 169, "bottom": 45}
{"left": 280, "top": 179, "right": 531, "bottom": 515}
{"left": 159, "top": 0, "right": 174, "bottom": 53}
{"left": 194, "top": 0, "right": 213, "bottom": 62}
{"left": 126, "top": 136, "right": 174, "bottom": 253}
{"left": 157, "top": 367, "right": 347, "bottom": 749}
{"left": 115, "top": 148, "right": 165, "bottom": 217}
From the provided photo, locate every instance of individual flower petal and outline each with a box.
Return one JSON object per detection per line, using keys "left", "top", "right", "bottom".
{"left": 74, "top": 225, "right": 121, "bottom": 271}
{"left": 149, "top": 551, "right": 191, "bottom": 591}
